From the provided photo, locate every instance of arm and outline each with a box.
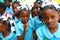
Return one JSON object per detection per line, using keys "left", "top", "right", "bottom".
{"left": 17, "top": 31, "right": 26, "bottom": 40}
{"left": 33, "top": 31, "right": 37, "bottom": 40}
{"left": 17, "top": 22, "right": 28, "bottom": 40}
{"left": 36, "top": 28, "right": 44, "bottom": 40}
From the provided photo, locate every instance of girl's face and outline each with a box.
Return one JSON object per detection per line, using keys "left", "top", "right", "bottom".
{"left": 32, "top": 8, "right": 40, "bottom": 18}
{"left": 0, "top": 21, "right": 7, "bottom": 32}
{"left": 5, "top": 1, "right": 10, "bottom": 7}
{"left": 20, "top": 10, "right": 30, "bottom": 23}
{"left": 12, "top": 3, "right": 19, "bottom": 14}
{"left": 43, "top": 9, "right": 59, "bottom": 28}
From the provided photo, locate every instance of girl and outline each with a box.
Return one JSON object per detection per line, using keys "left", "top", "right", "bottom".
{"left": 15, "top": 8, "right": 34, "bottom": 40}
{"left": 31, "top": 7, "right": 40, "bottom": 18}
{"left": 0, "top": 18, "right": 17, "bottom": 40}
{"left": 0, "top": 2, "right": 12, "bottom": 20}
{"left": 36, "top": 5, "right": 60, "bottom": 40}
{"left": 4, "top": 0, "right": 13, "bottom": 15}
{"left": 31, "top": 1, "right": 40, "bottom": 18}
{"left": 12, "top": 1, "right": 21, "bottom": 22}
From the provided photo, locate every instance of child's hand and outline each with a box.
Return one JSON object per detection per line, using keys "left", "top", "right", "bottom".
{"left": 24, "top": 22, "right": 28, "bottom": 32}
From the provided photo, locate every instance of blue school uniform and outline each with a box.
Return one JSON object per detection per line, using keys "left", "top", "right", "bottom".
{"left": 6, "top": 6, "right": 14, "bottom": 15}
{"left": 33, "top": 16, "right": 44, "bottom": 30}
{"left": 30, "top": 12, "right": 32, "bottom": 19}
{"left": 36, "top": 23, "right": 60, "bottom": 40}
{"left": 14, "top": 17, "right": 20, "bottom": 23}
{"left": 0, "top": 31, "right": 17, "bottom": 40}
{"left": 14, "top": 16, "right": 23, "bottom": 36}
{"left": 15, "top": 18, "right": 34, "bottom": 40}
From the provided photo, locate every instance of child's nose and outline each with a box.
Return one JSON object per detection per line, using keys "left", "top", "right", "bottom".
{"left": 48, "top": 18, "right": 52, "bottom": 22}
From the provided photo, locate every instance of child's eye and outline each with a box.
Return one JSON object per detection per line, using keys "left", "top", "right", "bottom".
{"left": 44, "top": 17, "right": 49, "bottom": 20}
{"left": 45, "top": 17, "right": 49, "bottom": 20}
{"left": 21, "top": 16, "right": 25, "bottom": 18}
{"left": 51, "top": 16, "right": 55, "bottom": 19}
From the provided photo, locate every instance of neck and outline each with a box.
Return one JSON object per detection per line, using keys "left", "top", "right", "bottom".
{"left": 49, "top": 25, "right": 58, "bottom": 33}
{"left": 2, "top": 30, "right": 10, "bottom": 38}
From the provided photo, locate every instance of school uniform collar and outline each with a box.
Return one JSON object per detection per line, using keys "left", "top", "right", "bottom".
{"left": 14, "top": 17, "right": 20, "bottom": 23}
{"left": 43, "top": 23, "right": 60, "bottom": 38}
{"left": 16, "top": 18, "right": 31, "bottom": 31}
{"left": 20, "top": 18, "right": 31, "bottom": 31}
{"left": 34, "top": 16, "right": 43, "bottom": 24}
{"left": 53, "top": 23, "right": 60, "bottom": 38}
{"left": 1, "top": 31, "right": 15, "bottom": 39}
{"left": 6, "top": 6, "right": 12, "bottom": 9}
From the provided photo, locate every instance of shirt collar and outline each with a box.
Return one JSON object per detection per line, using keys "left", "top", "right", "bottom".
{"left": 14, "top": 17, "right": 20, "bottom": 23}
{"left": 42, "top": 25, "right": 53, "bottom": 38}
{"left": 4, "top": 32, "right": 15, "bottom": 39}
{"left": 53, "top": 23, "right": 60, "bottom": 38}
{"left": 43, "top": 23, "right": 60, "bottom": 38}
{"left": 18, "top": 19, "right": 31, "bottom": 31}
{"left": 34, "top": 16, "right": 43, "bottom": 24}
{"left": 1, "top": 31, "right": 15, "bottom": 39}
{"left": 6, "top": 6, "right": 12, "bottom": 9}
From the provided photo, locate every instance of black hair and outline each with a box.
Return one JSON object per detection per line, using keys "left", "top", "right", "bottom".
{"left": 8, "top": 0, "right": 12, "bottom": 2}
{"left": 20, "top": 8, "right": 30, "bottom": 14}
{"left": 31, "top": 7, "right": 34, "bottom": 13}
{"left": 12, "top": 1, "right": 20, "bottom": 6}
{"left": 36, "top": 0, "right": 43, "bottom": 5}
{"left": 13, "top": 1, "right": 20, "bottom": 4}
{"left": 4, "top": 0, "right": 11, "bottom": 3}
{"left": 38, "top": 7, "right": 43, "bottom": 20}
{"left": 4, "top": 0, "right": 7, "bottom": 2}
{"left": 42, "top": 5, "right": 60, "bottom": 17}
{"left": 0, "top": 2, "right": 6, "bottom": 11}
{"left": 12, "top": 10, "right": 21, "bottom": 19}
{"left": 42, "top": 5, "right": 58, "bottom": 12}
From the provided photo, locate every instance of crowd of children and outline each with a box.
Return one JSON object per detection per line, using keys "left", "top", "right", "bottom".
{"left": 0, "top": 0, "right": 60, "bottom": 40}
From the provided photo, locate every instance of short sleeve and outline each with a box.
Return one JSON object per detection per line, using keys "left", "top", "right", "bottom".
{"left": 36, "top": 27, "right": 44, "bottom": 40}
{"left": 15, "top": 22, "right": 23, "bottom": 36}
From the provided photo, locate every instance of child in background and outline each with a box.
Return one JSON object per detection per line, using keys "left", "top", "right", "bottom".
{"left": 12, "top": 1, "right": 20, "bottom": 15}
{"left": 36, "top": 5, "right": 60, "bottom": 40}
{"left": 0, "top": 18, "right": 17, "bottom": 40}
{"left": 31, "top": 1, "right": 40, "bottom": 18}
{"left": 32, "top": 8, "right": 44, "bottom": 30}
{"left": 12, "top": 1, "right": 20, "bottom": 19}
{"left": 15, "top": 8, "right": 34, "bottom": 40}
{"left": 31, "top": 2, "right": 41, "bottom": 39}
{"left": 31, "top": 1, "right": 44, "bottom": 30}
{"left": 4, "top": 0, "right": 14, "bottom": 15}
{"left": 0, "top": 2, "right": 12, "bottom": 19}
{"left": 30, "top": 2, "right": 44, "bottom": 40}
{"left": 0, "top": 2, "right": 15, "bottom": 35}
{"left": 0, "top": 2, "right": 6, "bottom": 16}
{"left": 31, "top": 7, "right": 40, "bottom": 18}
